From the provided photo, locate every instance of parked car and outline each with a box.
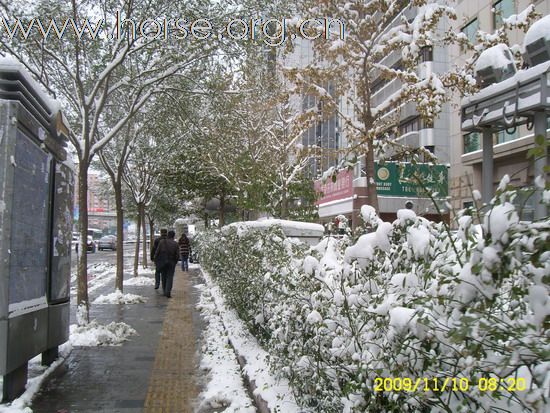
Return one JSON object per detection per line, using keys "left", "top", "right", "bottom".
{"left": 76, "top": 235, "right": 96, "bottom": 253}
{"left": 98, "top": 235, "right": 117, "bottom": 251}
{"left": 87, "top": 236, "right": 96, "bottom": 253}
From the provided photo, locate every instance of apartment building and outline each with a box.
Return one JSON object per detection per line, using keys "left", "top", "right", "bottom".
{"left": 449, "top": 0, "right": 550, "bottom": 221}
{"left": 282, "top": 1, "right": 549, "bottom": 228}
{"left": 282, "top": 7, "right": 452, "bottom": 228}
{"left": 73, "top": 171, "right": 116, "bottom": 232}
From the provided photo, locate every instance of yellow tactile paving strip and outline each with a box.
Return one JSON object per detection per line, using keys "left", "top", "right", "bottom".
{"left": 144, "top": 269, "right": 199, "bottom": 412}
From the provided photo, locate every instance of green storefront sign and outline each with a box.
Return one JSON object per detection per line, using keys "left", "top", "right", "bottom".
{"left": 375, "top": 162, "right": 448, "bottom": 197}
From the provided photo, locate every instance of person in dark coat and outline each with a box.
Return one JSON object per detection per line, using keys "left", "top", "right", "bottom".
{"left": 150, "top": 229, "right": 167, "bottom": 290}
{"left": 153, "top": 230, "right": 179, "bottom": 297}
{"left": 178, "top": 233, "right": 191, "bottom": 271}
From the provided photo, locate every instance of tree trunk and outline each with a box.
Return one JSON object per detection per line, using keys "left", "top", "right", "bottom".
{"left": 219, "top": 195, "right": 225, "bottom": 227}
{"left": 77, "top": 162, "right": 90, "bottom": 325}
{"left": 114, "top": 179, "right": 124, "bottom": 292}
{"left": 365, "top": 137, "right": 379, "bottom": 213}
{"left": 133, "top": 211, "right": 141, "bottom": 277}
{"left": 281, "top": 182, "right": 288, "bottom": 219}
{"left": 149, "top": 217, "right": 154, "bottom": 256}
{"left": 140, "top": 203, "right": 148, "bottom": 268}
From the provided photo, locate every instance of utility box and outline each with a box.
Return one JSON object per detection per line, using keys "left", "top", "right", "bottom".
{"left": 0, "top": 59, "right": 73, "bottom": 401}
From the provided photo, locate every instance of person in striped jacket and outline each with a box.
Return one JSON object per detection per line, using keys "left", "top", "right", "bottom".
{"left": 178, "top": 233, "right": 191, "bottom": 272}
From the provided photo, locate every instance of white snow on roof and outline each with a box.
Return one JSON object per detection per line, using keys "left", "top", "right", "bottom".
{"left": 462, "top": 60, "right": 550, "bottom": 106}
{"left": 0, "top": 55, "right": 61, "bottom": 114}
{"left": 475, "top": 44, "right": 514, "bottom": 72}
{"left": 228, "top": 219, "right": 324, "bottom": 233}
{"left": 523, "top": 14, "right": 550, "bottom": 50}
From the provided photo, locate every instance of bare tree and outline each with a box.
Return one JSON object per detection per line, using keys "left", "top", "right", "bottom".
{"left": 0, "top": 0, "right": 217, "bottom": 322}
{"left": 98, "top": 120, "right": 137, "bottom": 291}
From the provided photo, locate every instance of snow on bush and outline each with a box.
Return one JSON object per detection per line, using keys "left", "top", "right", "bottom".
{"left": 196, "top": 190, "right": 549, "bottom": 413}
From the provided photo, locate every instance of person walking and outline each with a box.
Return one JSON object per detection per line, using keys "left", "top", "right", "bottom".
{"left": 153, "top": 230, "right": 179, "bottom": 298}
{"left": 178, "top": 233, "right": 191, "bottom": 272}
{"left": 150, "top": 229, "right": 167, "bottom": 290}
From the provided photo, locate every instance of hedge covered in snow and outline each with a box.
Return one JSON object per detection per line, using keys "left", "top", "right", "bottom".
{"left": 197, "top": 187, "right": 549, "bottom": 413}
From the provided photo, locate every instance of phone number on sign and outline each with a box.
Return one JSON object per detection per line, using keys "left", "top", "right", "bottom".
{"left": 374, "top": 377, "right": 527, "bottom": 393}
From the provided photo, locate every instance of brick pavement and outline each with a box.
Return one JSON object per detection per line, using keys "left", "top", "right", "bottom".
{"left": 144, "top": 269, "right": 199, "bottom": 412}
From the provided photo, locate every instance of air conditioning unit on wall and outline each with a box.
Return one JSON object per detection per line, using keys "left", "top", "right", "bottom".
{"left": 475, "top": 44, "right": 517, "bottom": 88}
{"left": 523, "top": 14, "right": 550, "bottom": 67}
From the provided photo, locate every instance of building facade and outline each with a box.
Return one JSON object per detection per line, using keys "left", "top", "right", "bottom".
{"left": 283, "top": 1, "right": 549, "bottom": 228}
{"left": 282, "top": 7, "right": 452, "bottom": 229}
{"left": 73, "top": 171, "right": 117, "bottom": 233}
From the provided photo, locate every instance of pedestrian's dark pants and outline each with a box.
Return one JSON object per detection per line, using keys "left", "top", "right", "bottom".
{"left": 181, "top": 254, "right": 189, "bottom": 271}
{"left": 160, "top": 262, "right": 176, "bottom": 296}
{"left": 154, "top": 264, "right": 161, "bottom": 289}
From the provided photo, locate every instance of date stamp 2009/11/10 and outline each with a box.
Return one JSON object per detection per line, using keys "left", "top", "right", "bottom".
{"left": 374, "top": 377, "right": 527, "bottom": 393}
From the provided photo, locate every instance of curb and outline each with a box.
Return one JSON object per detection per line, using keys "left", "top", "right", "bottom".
{"left": 233, "top": 350, "right": 271, "bottom": 413}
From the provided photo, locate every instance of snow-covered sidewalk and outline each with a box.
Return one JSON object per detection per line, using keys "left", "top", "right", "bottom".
{"left": 0, "top": 263, "right": 156, "bottom": 413}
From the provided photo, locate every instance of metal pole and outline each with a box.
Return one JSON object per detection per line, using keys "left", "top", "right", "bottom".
{"left": 482, "top": 128, "right": 494, "bottom": 205}
{"left": 534, "top": 112, "right": 548, "bottom": 220}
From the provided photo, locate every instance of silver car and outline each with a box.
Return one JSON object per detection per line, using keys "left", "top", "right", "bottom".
{"left": 98, "top": 235, "right": 117, "bottom": 251}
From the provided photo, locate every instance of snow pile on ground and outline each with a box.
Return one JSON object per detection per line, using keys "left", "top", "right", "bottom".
{"left": 0, "top": 318, "right": 137, "bottom": 411}
{"left": 93, "top": 290, "right": 146, "bottom": 304}
{"left": 0, "top": 342, "right": 72, "bottom": 413}
{"left": 196, "top": 283, "right": 256, "bottom": 413}
{"left": 69, "top": 321, "right": 137, "bottom": 346}
{"left": 124, "top": 276, "right": 155, "bottom": 286}
{"left": 196, "top": 185, "right": 550, "bottom": 413}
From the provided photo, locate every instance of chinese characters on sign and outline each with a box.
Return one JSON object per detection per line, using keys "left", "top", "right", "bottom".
{"left": 375, "top": 162, "right": 448, "bottom": 197}
{"left": 314, "top": 169, "right": 353, "bottom": 205}
{"left": 314, "top": 163, "right": 449, "bottom": 205}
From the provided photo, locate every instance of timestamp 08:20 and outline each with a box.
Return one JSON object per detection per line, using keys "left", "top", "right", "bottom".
{"left": 374, "top": 377, "right": 528, "bottom": 393}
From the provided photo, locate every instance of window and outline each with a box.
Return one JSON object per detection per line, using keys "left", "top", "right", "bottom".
{"left": 371, "top": 78, "right": 388, "bottom": 95}
{"left": 463, "top": 201, "right": 474, "bottom": 209}
{"left": 493, "top": 0, "right": 515, "bottom": 30}
{"left": 495, "top": 128, "right": 519, "bottom": 144}
{"left": 462, "top": 18, "right": 479, "bottom": 44}
{"left": 463, "top": 132, "right": 481, "bottom": 153}
{"left": 512, "top": 189, "right": 535, "bottom": 222}
{"left": 392, "top": 60, "right": 404, "bottom": 71}
{"left": 400, "top": 117, "right": 421, "bottom": 135}
{"left": 420, "top": 46, "right": 433, "bottom": 62}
